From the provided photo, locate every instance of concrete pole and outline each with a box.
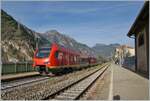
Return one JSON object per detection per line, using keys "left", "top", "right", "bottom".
{"left": 36, "top": 38, "right": 39, "bottom": 49}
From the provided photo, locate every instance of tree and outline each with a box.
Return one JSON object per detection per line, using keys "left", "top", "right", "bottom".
{"left": 126, "top": 51, "right": 131, "bottom": 57}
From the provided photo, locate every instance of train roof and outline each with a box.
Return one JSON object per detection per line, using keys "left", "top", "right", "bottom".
{"left": 53, "top": 43, "right": 80, "bottom": 55}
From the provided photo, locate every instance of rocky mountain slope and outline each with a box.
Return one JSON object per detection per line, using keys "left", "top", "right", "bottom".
{"left": 1, "top": 10, "right": 119, "bottom": 62}
{"left": 1, "top": 10, "right": 49, "bottom": 62}
{"left": 1, "top": 10, "right": 96, "bottom": 62}
{"left": 41, "top": 30, "right": 96, "bottom": 56}
{"left": 92, "top": 43, "right": 120, "bottom": 58}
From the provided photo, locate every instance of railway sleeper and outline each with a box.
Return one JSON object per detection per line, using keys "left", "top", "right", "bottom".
{"left": 65, "top": 90, "right": 83, "bottom": 93}
{"left": 49, "top": 64, "right": 109, "bottom": 100}
{"left": 59, "top": 92, "right": 79, "bottom": 97}
{"left": 70, "top": 88, "right": 85, "bottom": 91}
{"left": 55, "top": 95, "right": 76, "bottom": 100}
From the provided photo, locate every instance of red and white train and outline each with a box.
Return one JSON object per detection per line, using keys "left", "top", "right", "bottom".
{"left": 33, "top": 43, "right": 97, "bottom": 74}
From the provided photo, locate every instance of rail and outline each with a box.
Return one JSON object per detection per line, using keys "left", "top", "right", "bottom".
{"left": 43, "top": 63, "right": 109, "bottom": 100}
{"left": 1, "top": 76, "right": 48, "bottom": 90}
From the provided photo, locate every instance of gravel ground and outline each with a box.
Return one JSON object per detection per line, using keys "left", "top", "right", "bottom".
{"left": 1, "top": 76, "right": 49, "bottom": 90}
{"left": 80, "top": 66, "right": 111, "bottom": 100}
{"left": 1, "top": 65, "right": 103, "bottom": 100}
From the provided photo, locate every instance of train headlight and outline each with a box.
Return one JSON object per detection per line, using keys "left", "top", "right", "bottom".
{"left": 44, "top": 61, "right": 50, "bottom": 64}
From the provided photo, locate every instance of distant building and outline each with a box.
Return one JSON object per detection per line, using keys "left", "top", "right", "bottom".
{"left": 114, "top": 45, "right": 135, "bottom": 65}
{"left": 115, "top": 45, "right": 135, "bottom": 58}
{"left": 127, "top": 2, "right": 149, "bottom": 76}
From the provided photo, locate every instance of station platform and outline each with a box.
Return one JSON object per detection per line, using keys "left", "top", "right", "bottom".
{"left": 112, "top": 64, "right": 149, "bottom": 100}
{"left": 1, "top": 72, "right": 39, "bottom": 81}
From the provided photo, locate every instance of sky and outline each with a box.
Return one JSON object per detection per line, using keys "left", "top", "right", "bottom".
{"left": 2, "top": 1, "right": 144, "bottom": 47}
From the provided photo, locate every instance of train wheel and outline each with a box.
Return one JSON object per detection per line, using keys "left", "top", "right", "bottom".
{"left": 63, "top": 68, "right": 68, "bottom": 74}
{"left": 38, "top": 67, "right": 48, "bottom": 75}
{"left": 47, "top": 72, "right": 55, "bottom": 77}
{"left": 68, "top": 68, "right": 73, "bottom": 73}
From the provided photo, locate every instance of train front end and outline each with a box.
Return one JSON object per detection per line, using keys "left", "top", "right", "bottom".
{"left": 33, "top": 47, "right": 51, "bottom": 74}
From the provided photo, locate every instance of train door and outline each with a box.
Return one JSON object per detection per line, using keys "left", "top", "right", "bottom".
{"left": 74, "top": 55, "right": 77, "bottom": 65}
{"left": 63, "top": 53, "right": 67, "bottom": 65}
{"left": 55, "top": 51, "right": 59, "bottom": 65}
{"left": 76, "top": 56, "right": 79, "bottom": 64}
{"left": 66, "top": 53, "right": 69, "bottom": 65}
{"left": 70, "top": 55, "right": 73, "bottom": 65}
{"left": 58, "top": 52, "right": 63, "bottom": 66}
{"left": 69, "top": 55, "right": 71, "bottom": 65}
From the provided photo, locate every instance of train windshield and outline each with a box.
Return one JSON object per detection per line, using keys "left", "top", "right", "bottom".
{"left": 36, "top": 48, "right": 51, "bottom": 58}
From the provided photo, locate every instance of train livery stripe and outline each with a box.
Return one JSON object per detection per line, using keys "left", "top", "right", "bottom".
{"left": 46, "top": 63, "right": 98, "bottom": 69}
{"left": 47, "top": 64, "right": 86, "bottom": 68}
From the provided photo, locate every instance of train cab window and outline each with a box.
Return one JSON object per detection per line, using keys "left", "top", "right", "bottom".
{"left": 138, "top": 33, "right": 144, "bottom": 47}
{"left": 36, "top": 48, "right": 51, "bottom": 58}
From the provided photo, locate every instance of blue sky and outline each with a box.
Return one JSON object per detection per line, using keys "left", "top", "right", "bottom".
{"left": 2, "top": 1, "right": 144, "bottom": 47}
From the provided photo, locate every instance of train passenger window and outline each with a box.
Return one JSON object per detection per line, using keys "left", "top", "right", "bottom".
{"left": 74, "top": 56, "right": 76, "bottom": 62}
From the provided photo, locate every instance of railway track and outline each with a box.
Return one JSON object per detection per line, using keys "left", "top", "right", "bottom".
{"left": 1, "top": 63, "right": 109, "bottom": 100}
{"left": 1, "top": 76, "right": 50, "bottom": 91}
{"left": 44, "top": 63, "right": 109, "bottom": 100}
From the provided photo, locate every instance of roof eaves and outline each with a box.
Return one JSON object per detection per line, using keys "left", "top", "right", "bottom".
{"left": 127, "top": 1, "right": 148, "bottom": 37}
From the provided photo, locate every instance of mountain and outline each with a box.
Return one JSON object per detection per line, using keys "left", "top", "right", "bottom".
{"left": 1, "top": 10, "right": 96, "bottom": 62}
{"left": 41, "top": 30, "right": 96, "bottom": 56}
{"left": 2, "top": 10, "right": 119, "bottom": 62}
{"left": 1, "top": 10, "right": 50, "bottom": 62}
{"left": 92, "top": 43, "right": 120, "bottom": 58}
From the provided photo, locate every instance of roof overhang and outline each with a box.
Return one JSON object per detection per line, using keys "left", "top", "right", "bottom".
{"left": 127, "top": 1, "right": 149, "bottom": 37}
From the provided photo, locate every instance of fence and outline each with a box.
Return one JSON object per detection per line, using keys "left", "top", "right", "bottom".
{"left": 122, "top": 56, "right": 135, "bottom": 71}
{"left": 2, "top": 62, "right": 36, "bottom": 75}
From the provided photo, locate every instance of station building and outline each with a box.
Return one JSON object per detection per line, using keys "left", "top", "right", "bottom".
{"left": 127, "top": 2, "right": 149, "bottom": 77}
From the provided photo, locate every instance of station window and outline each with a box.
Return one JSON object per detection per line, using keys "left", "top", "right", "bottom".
{"left": 138, "top": 33, "right": 144, "bottom": 47}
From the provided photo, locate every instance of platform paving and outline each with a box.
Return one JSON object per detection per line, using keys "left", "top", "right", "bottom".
{"left": 112, "top": 63, "right": 149, "bottom": 100}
